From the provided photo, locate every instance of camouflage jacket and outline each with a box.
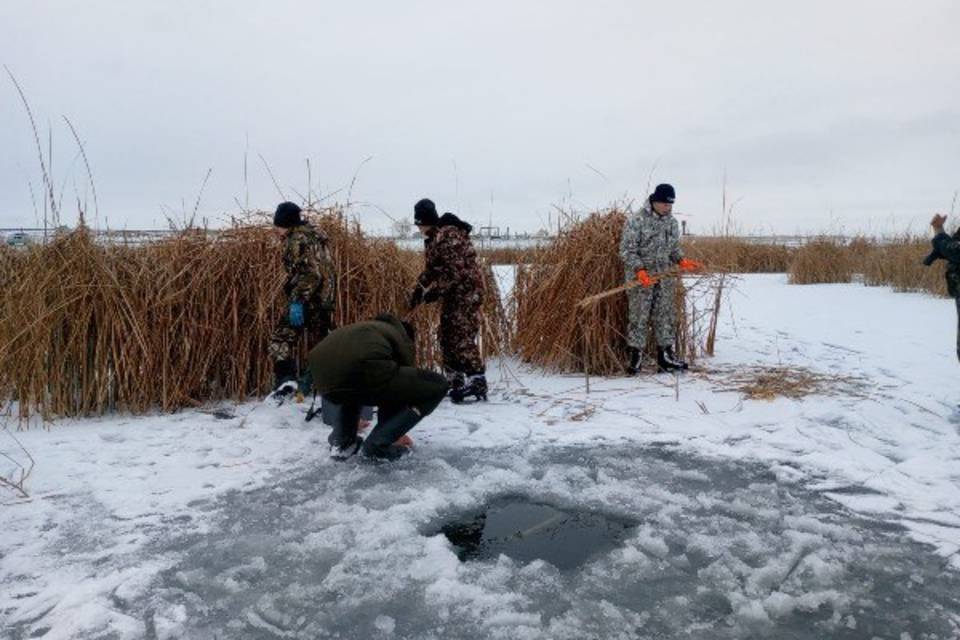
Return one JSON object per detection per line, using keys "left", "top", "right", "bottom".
{"left": 932, "top": 231, "right": 960, "bottom": 298}
{"left": 416, "top": 213, "right": 484, "bottom": 299}
{"left": 283, "top": 224, "right": 336, "bottom": 310}
{"left": 619, "top": 199, "right": 683, "bottom": 278}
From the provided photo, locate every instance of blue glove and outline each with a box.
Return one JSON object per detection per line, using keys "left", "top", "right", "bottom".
{"left": 288, "top": 301, "right": 305, "bottom": 328}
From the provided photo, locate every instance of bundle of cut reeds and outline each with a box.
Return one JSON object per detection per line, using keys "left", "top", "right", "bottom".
{"left": 512, "top": 208, "right": 723, "bottom": 375}
{"left": 0, "top": 209, "right": 505, "bottom": 420}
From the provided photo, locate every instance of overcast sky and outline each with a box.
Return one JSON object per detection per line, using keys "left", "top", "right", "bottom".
{"left": 1, "top": 1, "right": 958, "bottom": 235}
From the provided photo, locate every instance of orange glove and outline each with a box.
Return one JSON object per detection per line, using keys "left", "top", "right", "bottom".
{"left": 678, "top": 258, "right": 703, "bottom": 273}
{"left": 635, "top": 269, "right": 656, "bottom": 288}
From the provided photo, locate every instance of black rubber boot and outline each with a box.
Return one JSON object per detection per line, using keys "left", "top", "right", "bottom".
{"left": 657, "top": 346, "right": 688, "bottom": 373}
{"left": 447, "top": 371, "right": 467, "bottom": 404}
{"left": 625, "top": 347, "right": 641, "bottom": 376}
{"left": 273, "top": 359, "right": 297, "bottom": 388}
{"left": 270, "top": 359, "right": 299, "bottom": 403}
{"left": 362, "top": 408, "right": 422, "bottom": 461}
{"left": 328, "top": 404, "right": 363, "bottom": 460}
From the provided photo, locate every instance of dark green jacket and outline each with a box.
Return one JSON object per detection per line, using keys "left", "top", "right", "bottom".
{"left": 932, "top": 231, "right": 960, "bottom": 298}
{"left": 307, "top": 316, "right": 415, "bottom": 395}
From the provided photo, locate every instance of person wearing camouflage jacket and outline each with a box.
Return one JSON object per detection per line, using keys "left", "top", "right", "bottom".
{"left": 619, "top": 183, "right": 696, "bottom": 374}
{"left": 929, "top": 213, "right": 960, "bottom": 361}
{"left": 268, "top": 201, "right": 337, "bottom": 394}
{"left": 409, "top": 198, "right": 487, "bottom": 403}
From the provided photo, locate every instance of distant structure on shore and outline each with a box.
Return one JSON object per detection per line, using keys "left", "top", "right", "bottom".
{"left": 1, "top": 225, "right": 879, "bottom": 250}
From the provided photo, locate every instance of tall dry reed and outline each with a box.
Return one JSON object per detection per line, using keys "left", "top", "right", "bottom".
{"left": 860, "top": 235, "right": 948, "bottom": 296}
{"left": 683, "top": 237, "right": 795, "bottom": 273}
{"left": 788, "top": 237, "right": 855, "bottom": 284}
{"left": 0, "top": 210, "right": 506, "bottom": 420}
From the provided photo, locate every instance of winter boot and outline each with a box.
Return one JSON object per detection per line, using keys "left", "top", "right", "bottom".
{"left": 466, "top": 374, "right": 488, "bottom": 402}
{"left": 329, "top": 436, "right": 363, "bottom": 461}
{"left": 656, "top": 346, "right": 688, "bottom": 373}
{"left": 328, "top": 404, "right": 363, "bottom": 460}
{"left": 453, "top": 373, "right": 487, "bottom": 403}
{"left": 447, "top": 371, "right": 467, "bottom": 404}
{"left": 270, "top": 359, "right": 298, "bottom": 403}
{"left": 362, "top": 408, "right": 422, "bottom": 461}
{"left": 625, "top": 347, "right": 642, "bottom": 376}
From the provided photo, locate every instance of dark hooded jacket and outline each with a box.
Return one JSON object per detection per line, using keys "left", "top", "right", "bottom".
{"left": 307, "top": 315, "right": 415, "bottom": 396}
{"left": 416, "top": 213, "right": 484, "bottom": 299}
{"left": 932, "top": 230, "right": 960, "bottom": 298}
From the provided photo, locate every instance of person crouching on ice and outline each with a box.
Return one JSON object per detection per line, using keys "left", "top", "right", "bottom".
{"left": 618, "top": 183, "right": 702, "bottom": 374}
{"left": 409, "top": 198, "right": 488, "bottom": 403}
{"left": 307, "top": 313, "right": 448, "bottom": 461}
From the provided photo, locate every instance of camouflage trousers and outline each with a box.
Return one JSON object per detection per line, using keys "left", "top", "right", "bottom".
{"left": 438, "top": 292, "right": 484, "bottom": 378}
{"left": 268, "top": 303, "right": 332, "bottom": 365}
{"left": 625, "top": 276, "right": 676, "bottom": 350}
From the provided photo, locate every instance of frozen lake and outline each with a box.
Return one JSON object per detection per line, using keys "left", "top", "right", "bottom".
{"left": 3, "top": 274, "right": 960, "bottom": 638}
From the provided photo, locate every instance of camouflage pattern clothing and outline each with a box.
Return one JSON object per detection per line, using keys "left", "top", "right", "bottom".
{"left": 415, "top": 213, "right": 485, "bottom": 379}
{"left": 619, "top": 199, "right": 683, "bottom": 350}
{"left": 269, "top": 224, "right": 337, "bottom": 367}
{"left": 931, "top": 230, "right": 960, "bottom": 361}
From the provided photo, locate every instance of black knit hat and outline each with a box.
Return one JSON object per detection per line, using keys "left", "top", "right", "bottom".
{"left": 273, "top": 201, "right": 303, "bottom": 228}
{"left": 414, "top": 198, "right": 440, "bottom": 226}
{"left": 650, "top": 184, "right": 676, "bottom": 204}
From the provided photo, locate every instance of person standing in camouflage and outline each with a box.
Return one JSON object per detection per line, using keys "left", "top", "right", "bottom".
{"left": 409, "top": 198, "right": 487, "bottom": 402}
{"left": 268, "top": 201, "right": 337, "bottom": 397}
{"left": 618, "top": 184, "right": 701, "bottom": 374}
{"left": 929, "top": 213, "right": 960, "bottom": 362}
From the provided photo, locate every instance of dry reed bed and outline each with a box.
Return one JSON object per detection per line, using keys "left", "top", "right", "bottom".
{"left": 683, "top": 237, "right": 795, "bottom": 273}
{"left": 513, "top": 209, "right": 724, "bottom": 375}
{"left": 0, "top": 211, "right": 506, "bottom": 419}
{"left": 788, "top": 237, "right": 857, "bottom": 285}
{"left": 786, "top": 234, "right": 949, "bottom": 296}
{"left": 860, "top": 236, "right": 948, "bottom": 296}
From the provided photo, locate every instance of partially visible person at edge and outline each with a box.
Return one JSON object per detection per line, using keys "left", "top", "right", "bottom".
{"left": 618, "top": 183, "right": 702, "bottom": 374}
{"left": 408, "top": 198, "right": 487, "bottom": 403}
{"left": 308, "top": 313, "right": 449, "bottom": 461}
{"left": 930, "top": 213, "right": 960, "bottom": 362}
{"left": 268, "top": 201, "right": 336, "bottom": 398}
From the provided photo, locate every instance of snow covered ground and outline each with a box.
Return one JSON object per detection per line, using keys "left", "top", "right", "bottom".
{"left": 2, "top": 274, "right": 960, "bottom": 639}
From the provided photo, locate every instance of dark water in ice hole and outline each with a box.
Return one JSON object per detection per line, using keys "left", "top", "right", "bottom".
{"left": 436, "top": 497, "right": 637, "bottom": 570}
{"left": 18, "top": 443, "right": 955, "bottom": 640}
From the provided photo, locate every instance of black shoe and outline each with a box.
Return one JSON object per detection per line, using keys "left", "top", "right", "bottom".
{"left": 329, "top": 436, "right": 363, "bottom": 461}
{"left": 362, "top": 408, "right": 421, "bottom": 460}
{"left": 268, "top": 380, "right": 298, "bottom": 405}
{"left": 657, "top": 346, "right": 688, "bottom": 373}
{"left": 625, "top": 348, "right": 641, "bottom": 376}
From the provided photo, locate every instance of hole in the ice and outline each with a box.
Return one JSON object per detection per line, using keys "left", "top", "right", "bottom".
{"left": 436, "top": 496, "right": 636, "bottom": 570}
